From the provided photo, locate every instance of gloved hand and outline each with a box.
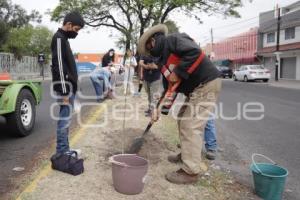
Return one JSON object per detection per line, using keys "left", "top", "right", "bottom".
{"left": 62, "top": 96, "right": 69, "bottom": 105}
{"left": 151, "top": 108, "right": 161, "bottom": 122}
{"left": 169, "top": 72, "right": 180, "bottom": 83}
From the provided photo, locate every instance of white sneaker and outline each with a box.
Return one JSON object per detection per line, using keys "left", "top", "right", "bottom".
{"left": 66, "top": 149, "right": 82, "bottom": 157}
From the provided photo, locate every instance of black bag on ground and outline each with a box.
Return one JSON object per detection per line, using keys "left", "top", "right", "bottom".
{"left": 50, "top": 151, "right": 84, "bottom": 176}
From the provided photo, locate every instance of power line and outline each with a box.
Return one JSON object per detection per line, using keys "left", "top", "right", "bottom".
{"left": 213, "top": 16, "right": 258, "bottom": 30}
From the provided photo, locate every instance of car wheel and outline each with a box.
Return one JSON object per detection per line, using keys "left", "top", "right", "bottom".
{"left": 263, "top": 79, "right": 269, "bottom": 83}
{"left": 6, "top": 89, "right": 36, "bottom": 137}
{"left": 244, "top": 76, "right": 248, "bottom": 82}
{"left": 233, "top": 75, "right": 237, "bottom": 81}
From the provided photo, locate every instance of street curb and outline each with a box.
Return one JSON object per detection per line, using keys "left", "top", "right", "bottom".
{"left": 268, "top": 83, "right": 300, "bottom": 90}
{"left": 16, "top": 104, "right": 106, "bottom": 200}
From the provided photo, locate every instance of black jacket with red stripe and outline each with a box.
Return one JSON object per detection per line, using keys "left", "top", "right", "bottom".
{"left": 159, "top": 33, "right": 220, "bottom": 95}
{"left": 51, "top": 29, "right": 78, "bottom": 96}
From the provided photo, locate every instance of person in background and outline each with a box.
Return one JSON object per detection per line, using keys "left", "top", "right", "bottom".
{"left": 135, "top": 53, "right": 144, "bottom": 96}
{"left": 203, "top": 54, "right": 218, "bottom": 160}
{"left": 121, "top": 49, "right": 137, "bottom": 95}
{"left": 102, "top": 49, "right": 115, "bottom": 68}
{"left": 101, "top": 48, "right": 117, "bottom": 97}
{"left": 50, "top": 11, "right": 85, "bottom": 174}
{"left": 139, "top": 55, "right": 162, "bottom": 116}
{"left": 90, "top": 66, "right": 114, "bottom": 102}
{"left": 204, "top": 115, "right": 218, "bottom": 160}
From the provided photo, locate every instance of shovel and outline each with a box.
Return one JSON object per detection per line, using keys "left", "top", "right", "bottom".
{"left": 127, "top": 95, "right": 165, "bottom": 154}
{"left": 127, "top": 120, "right": 155, "bottom": 154}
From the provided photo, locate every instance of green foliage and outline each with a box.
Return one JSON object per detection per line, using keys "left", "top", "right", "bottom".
{"left": 164, "top": 20, "right": 179, "bottom": 33}
{"left": 50, "top": 0, "right": 245, "bottom": 50}
{"left": 30, "top": 26, "right": 53, "bottom": 57}
{"left": 3, "top": 25, "right": 33, "bottom": 59}
{"left": 0, "top": 21, "right": 10, "bottom": 47}
{"left": 3, "top": 25, "right": 53, "bottom": 60}
{"left": 0, "top": 0, "right": 42, "bottom": 50}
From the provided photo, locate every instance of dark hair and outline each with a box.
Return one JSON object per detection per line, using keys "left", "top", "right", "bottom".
{"left": 63, "top": 11, "right": 85, "bottom": 28}
{"left": 105, "top": 49, "right": 115, "bottom": 62}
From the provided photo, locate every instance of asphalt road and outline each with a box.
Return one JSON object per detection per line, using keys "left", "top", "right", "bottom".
{"left": 0, "top": 76, "right": 98, "bottom": 199}
{"left": 216, "top": 80, "right": 300, "bottom": 200}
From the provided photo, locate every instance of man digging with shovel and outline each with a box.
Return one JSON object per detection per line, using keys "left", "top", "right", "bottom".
{"left": 137, "top": 24, "right": 221, "bottom": 184}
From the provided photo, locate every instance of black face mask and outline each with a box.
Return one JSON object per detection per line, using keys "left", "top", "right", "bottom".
{"left": 66, "top": 31, "right": 78, "bottom": 39}
{"left": 149, "top": 35, "right": 165, "bottom": 57}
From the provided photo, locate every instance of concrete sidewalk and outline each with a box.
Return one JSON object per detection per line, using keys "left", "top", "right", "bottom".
{"left": 15, "top": 93, "right": 258, "bottom": 200}
{"left": 269, "top": 80, "right": 300, "bottom": 90}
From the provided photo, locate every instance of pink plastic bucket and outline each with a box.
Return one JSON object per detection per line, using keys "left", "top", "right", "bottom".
{"left": 109, "top": 154, "right": 148, "bottom": 195}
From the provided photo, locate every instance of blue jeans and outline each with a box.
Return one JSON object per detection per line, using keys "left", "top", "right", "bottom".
{"left": 90, "top": 69, "right": 111, "bottom": 100}
{"left": 56, "top": 94, "right": 75, "bottom": 154}
{"left": 90, "top": 77, "right": 104, "bottom": 100}
{"left": 204, "top": 117, "right": 217, "bottom": 151}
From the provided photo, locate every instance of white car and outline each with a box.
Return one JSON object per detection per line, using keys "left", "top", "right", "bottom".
{"left": 233, "top": 65, "right": 271, "bottom": 82}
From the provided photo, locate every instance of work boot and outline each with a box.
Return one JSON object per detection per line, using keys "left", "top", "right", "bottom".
{"left": 205, "top": 150, "right": 217, "bottom": 160}
{"left": 107, "top": 90, "right": 115, "bottom": 99}
{"left": 167, "top": 153, "right": 182, "bottom": 164}
{"left": 165, "top": 169, "right": 199, "bottom": 184}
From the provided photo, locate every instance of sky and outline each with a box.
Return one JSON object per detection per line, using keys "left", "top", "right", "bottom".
{"left": 12, "top": 0, "right": 298, "bottom": 54}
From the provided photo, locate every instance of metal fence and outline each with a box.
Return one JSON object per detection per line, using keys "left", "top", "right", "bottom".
{"left": 0, "top": 53, "right": 50, "bottom": 80}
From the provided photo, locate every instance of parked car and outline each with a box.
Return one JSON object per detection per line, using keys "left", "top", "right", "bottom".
{"left": 233, "top": 65, "right": 271, "bottom": 82}
{"left": 216, "top": 65, "right": 233, "bottom": 78}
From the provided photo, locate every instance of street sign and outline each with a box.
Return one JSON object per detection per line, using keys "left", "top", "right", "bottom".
{"left": 38, "top": 53, "right": 45, "bottom": 63}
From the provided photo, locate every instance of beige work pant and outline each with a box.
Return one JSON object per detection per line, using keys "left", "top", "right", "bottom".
{"left": 177, "top": 78, "right": 222, "bottom": 175}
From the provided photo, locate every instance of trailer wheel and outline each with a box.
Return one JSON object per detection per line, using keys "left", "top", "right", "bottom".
{"left": 6, "top": 89, "right": 36, "bottom": 137}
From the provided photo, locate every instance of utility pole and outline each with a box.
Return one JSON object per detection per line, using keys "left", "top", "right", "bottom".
{"left": 210, "top": 28, "right": 214, "bottom": 59}
{"left": 275, "top": 5, "right": 281, "bottom": 81}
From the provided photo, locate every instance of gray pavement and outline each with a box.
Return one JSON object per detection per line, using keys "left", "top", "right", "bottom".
{"left": 269, "top": 79, "right": 300, "bottom": 90}
{"left": 216, "top": 80, "right": 300, "bottom": 200}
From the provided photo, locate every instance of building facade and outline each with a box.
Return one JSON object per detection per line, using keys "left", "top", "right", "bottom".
{"left": 203, "top": 28, "right": 259, "bottom": 69}
{"left": 257, "top": 1, "right": 300, "bottom": 80}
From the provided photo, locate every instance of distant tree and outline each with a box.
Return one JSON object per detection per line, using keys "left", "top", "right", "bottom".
{"left": 164, "top": 20, "right": 179, "bottom": 33}
{"left": 3, "top": 25, "right": 53, "bottom": 59}
{"left": 116, "top": 20, "right": 179, "bottom": 51}
{"left": 3, "top": 25, "right": 33, "bottom": 59}
{"left": 50, "top": 0, "right": 245, "bottom": 51}
{"left": 0, "top": 0, "right": 41, "bottom": 50}
{"left": 29, "top": 26, "right": 53, "bottom": 59}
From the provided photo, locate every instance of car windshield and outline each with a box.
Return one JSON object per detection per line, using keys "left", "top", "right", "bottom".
{"left": 249, "top": 65, "right": 264, "bottom": 70}
{"left": 217, "top": 66, "right": 229, "bottom": 70}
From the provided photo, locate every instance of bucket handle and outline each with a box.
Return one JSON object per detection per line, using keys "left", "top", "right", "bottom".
{"left": 108, "top": 157, "right": 129, "bottom": 167}
{"left": 252, "top": 153, "right": 276, "bottom": 175}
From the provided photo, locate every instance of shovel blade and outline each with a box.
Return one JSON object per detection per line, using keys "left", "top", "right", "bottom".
{"left": 127, "top": 137, "right": 145, "bottom": 154}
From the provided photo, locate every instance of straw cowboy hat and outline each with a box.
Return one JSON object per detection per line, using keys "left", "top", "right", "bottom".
{"left": 137, "top": 24, "right": 168, "bottom": 56}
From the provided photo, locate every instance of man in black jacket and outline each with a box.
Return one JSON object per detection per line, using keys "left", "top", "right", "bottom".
{"left": 138, "top": 24, "right": 221, "bottom": 184}
{"left": 51, "top": 11, "right": 84, "bottom": 157}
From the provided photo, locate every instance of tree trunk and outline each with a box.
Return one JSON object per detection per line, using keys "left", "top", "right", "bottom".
{"left": 125, "top": 35, "right": 131, "bottom": 51}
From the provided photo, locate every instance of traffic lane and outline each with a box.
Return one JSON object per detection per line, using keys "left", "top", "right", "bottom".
{"left": 217, "top": 80, "right": 300, "bottom": 200}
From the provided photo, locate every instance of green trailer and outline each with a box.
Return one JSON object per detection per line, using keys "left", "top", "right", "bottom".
{"left": 0, "top": 79, "right": 42, "bottom": 136}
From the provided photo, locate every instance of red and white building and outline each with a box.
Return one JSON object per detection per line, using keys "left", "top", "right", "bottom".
{"left": 203, "top": 28, "right": 259, "bottom": 69}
